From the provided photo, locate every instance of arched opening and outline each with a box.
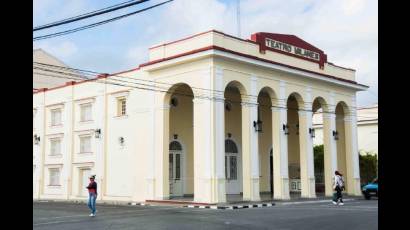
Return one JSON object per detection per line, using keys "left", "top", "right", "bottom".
{"left": 165, "top": 83, "right": 194, "bottom": 199}
{"left": 287, "top": 93, "right": 304, "bottom": 196}
{"left": 257, "top": 87, "right": 276, "bottom": 199}
{"left": 312, "top": 97, "right": 328, "bottom": 196}
{"left": 224, "top": 81, "right": 245, "bottom": 200}
{"left": 336, "top": 102, "right": 349, "bottom": 192}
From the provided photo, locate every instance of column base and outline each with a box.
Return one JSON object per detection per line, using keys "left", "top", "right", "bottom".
{"left": 273, "top": 177, "right": 290, "bottom": 200}
{"left": 301, "top": 178, "right": 317, "bottom": 198}
{"left": 145, "top": 178, "right": 155, "bottom": 200}
{"left": 250, "top": 178, "right": 261, "bottom": 201}
{"left": 352, "top": 178, "right": 362, "bottom": 196}
{"left": 193, "top": 178, "right": 227, "bottom": 204}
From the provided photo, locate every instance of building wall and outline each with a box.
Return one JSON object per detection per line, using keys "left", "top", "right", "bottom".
{"left": 34, "top": 30, "right": 365, "bottom": 202}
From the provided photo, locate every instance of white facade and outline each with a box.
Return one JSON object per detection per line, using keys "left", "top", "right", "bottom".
{"left": 33, "top": 30, "right": 367, "bottom": 203}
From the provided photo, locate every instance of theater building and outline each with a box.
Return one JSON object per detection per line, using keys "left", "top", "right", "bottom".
{"left": 33, "top": 30, "right": 368, "bottom": 204}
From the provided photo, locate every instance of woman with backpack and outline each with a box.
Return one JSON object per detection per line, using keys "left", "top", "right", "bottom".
{"left": 332, "top": 170, "right": 344, "bottom": 205}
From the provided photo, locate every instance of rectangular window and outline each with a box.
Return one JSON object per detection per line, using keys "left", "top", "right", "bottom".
{"left": 117, "top": 98, "right": 126, "bottom": 116}
{"left": 169, "top": 154, "right": 173, "bottom": 180}
{"left": 175, "top": 153, "right": 180, "bottom": 180}
{"left": 51, "top": 109, "right": 62, "bottom": 126}
{"left": 50, "top": 138, "right": 61, "bottom": 156}
{"left": 80, "top": 136, "right": 92, "bottom": 153}
{"left": 80, "top": 104, "right": 92, "bottom": 121}
{"left": 229, "top": 156, "right": 237, "bottom": 180}
{"left": 49, "top": 168, "right": 60, "bottom": 186}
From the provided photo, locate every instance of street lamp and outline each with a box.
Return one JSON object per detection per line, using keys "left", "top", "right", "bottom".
{"left": 333, "top": 130, "right": 339, "bottom": 140}
{"left": 283, "top": 124, "right": 289, "bottom": 135}
{"left": 119, "top": 137, "right": 125, "bottom": 145}
{"left": 33, "top": 134, "right": 40, "bottom": 145}
{"left": 94, "top": 129, "right": 101, "bottom": 138}
{"left": 253, "top": 120, "right": 263, "bottom": 132}
{"left": 309, "top": 128, "right": 315, "bottom": 138}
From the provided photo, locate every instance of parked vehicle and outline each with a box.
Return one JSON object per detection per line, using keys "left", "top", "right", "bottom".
{"left": 362, "top": 178, "right": 378, "bottom": 200}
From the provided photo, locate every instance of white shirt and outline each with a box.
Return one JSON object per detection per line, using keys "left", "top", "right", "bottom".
{"left": 334, "top": 175, "right": 343, "bottom": 188}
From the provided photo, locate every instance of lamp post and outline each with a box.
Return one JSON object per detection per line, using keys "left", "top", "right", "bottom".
{"left": 33, "top": 134, "right": 40, "bottom": 145}
{"left": 253, "top": 120, "right": 263, "bottom": 132}
{"left": 332, "top": 130, "right": 339, "bottom": 140}
{"left": 309, "top": 128, "right": 315, "bottom": 138}
{"left": 283, "top": 124, "right": 289, "bottom": 135}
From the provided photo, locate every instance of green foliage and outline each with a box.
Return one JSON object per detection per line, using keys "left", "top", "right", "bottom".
{"left": 314, "top": 145, "right": 324, "bottom": 172}
{"left": 359, "top": 152, "right": 378, "bottom": 185}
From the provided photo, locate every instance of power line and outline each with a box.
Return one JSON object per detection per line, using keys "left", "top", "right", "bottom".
{"left": 33, "top": 0, "right": 149, "bottom": 32}
{"left": 33, "top": 0, "right": 173, "bottom": 41}
{"left": 33, "top": 61, "right": 361, "bottom": 111}
{"left": 33, "top": 65, "right": 359, "bottom": 115}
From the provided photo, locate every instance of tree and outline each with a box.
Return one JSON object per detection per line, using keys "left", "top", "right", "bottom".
{"left": 313, "top": 145, "right": 324, "bottom": 183}
{"left": 359, "top": 152, "right": 378, "bottom": 185}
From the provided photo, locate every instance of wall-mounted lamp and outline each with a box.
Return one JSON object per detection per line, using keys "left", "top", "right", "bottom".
{"left": 253, "top": 120, "right": 263, "bottom": 132}
{"left": 309, "top": 128, "right": 315, "bottom": 138}
{"left": 332, "top": 130, "right": 339, "bottom": 140}
{"left": 33, "top": 134, "right": 40, "bottom": 145}
{"left": 94, "top": 129, "right": 101, "bottom": 138}
{"left": 173, "top": 134, "right": 178, "bottom": 140}
{"left": 227, "top": 133, "right": 232, "bottom": 138}
{"left": 119, "top": 137, "right": 125, "bottom": 145}
{"left": 283, "top": 124, "right": 289, "bottom": 135}
{"left": 296, "top": 124, "right": 299, "bottom": 135}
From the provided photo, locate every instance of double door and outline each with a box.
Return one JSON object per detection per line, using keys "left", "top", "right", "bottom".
{"left": 169, "top": 151, "right": 183, "bottom": 196}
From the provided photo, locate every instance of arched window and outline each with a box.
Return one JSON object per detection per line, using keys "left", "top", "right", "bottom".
{"left": 225, "top": 139, "right": 238, "bottom": 153}
{"left": 169, "top": 141, "right": 182, "bottom": 151}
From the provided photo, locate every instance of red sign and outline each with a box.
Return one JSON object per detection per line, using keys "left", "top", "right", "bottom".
{"left": 250, "top": 32, "right": 327, "bottom": 68}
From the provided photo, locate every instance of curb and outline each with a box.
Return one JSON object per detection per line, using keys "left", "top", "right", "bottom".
{"left": 275, "top": 198, "right": 356, "bottom": 206}
{"left": 183, "top": 202, "right": 275, "bottom": 210}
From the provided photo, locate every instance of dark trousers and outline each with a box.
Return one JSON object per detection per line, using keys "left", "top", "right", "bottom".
{"left": 334, "top": 186, "right": 343, "bottom": 203}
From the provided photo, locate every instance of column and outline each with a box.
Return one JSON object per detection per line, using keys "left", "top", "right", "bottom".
{"left": 63, "top": 89, "right": 74, "bottom": 200}
{"left": 145, "top": 90, "right": 156, "bottom": 200}
{"left": 193, "top": 96, "right": 213, "bottom": 203}
{"left": 323, "top": 107, "right": 338, "bottom": 196}
{"left": 154, "top": 92, "right": 170, "bottom": 200}
{"left": 211, "top": 67, "right": 226, "bottom": 203}
{"left": 34, "top": 94, "right": 46, "bottom": 200}
{"left": 94, "top": 87, "right": 106, "bottom": 200}
{"left": 344, "top": 107, "right": 361, "bottom": 195}
{"left": 272, "top": 81, "right": 290, "bottom": 200}
{"left": 298, "top": 103, "right": 316, "bottom": 198}
{"left": 241, "top": 97, "right": 260, "bottom": 201}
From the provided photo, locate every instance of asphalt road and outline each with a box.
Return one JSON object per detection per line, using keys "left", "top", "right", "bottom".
{"left": 33, "top": 199, "right": 378, "bottom": 230}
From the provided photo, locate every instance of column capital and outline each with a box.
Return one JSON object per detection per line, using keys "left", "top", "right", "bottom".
{"left": 241, "top": 96, "right": 258, "bottom": 107}
{"left": 271, "top": 106, "right": 286, "bottom": 112}
{"left": 160, "top": 105, "right": 171, "bottom": 110}
{"left": 323, "top": 112, "right": 336, "bottom": 119}
{"left": 213, "top": 96, "right": 225, "bottom": 103}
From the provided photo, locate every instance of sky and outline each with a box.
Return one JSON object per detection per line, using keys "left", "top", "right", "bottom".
{"left": 33, "top": 0, "right": 378, "bottom": 107}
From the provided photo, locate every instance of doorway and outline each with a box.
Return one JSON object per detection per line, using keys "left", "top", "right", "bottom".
{"left": 169, "top": 141, "right": 183, "bottom": 197}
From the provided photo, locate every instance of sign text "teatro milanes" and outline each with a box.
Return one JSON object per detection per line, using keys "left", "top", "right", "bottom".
{"left": 265, "top": 38, "right": 320, "bottom": 61}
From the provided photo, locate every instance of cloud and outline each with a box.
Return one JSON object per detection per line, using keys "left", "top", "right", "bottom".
{"left": 33, "top": 0, "right": 377, "bottom": 106}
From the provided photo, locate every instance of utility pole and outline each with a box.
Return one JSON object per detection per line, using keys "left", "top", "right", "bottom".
{"left": 237, "top": 0, "right": 241, "bottom": 38}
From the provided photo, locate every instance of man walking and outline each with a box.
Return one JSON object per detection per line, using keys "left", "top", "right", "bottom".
{"left": 86, "top": 175, "right": 98, "bottom": 216}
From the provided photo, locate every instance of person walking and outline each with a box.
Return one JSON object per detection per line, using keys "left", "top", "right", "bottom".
{"left": 86, "top": 175, "right": 98, "bottom": 216}
{"left": 332, "top": 171, "right": 345, "bottom": 205}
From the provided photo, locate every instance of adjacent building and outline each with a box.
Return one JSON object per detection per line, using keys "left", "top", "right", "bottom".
{"left": 313, "top": 104, "right": 378, "bottom": 156}
{"left": 33, "top": 30, "right": 368, "bottom": 204}
{"left": 33, "top": 49, "right": 83, "bottom": 90}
